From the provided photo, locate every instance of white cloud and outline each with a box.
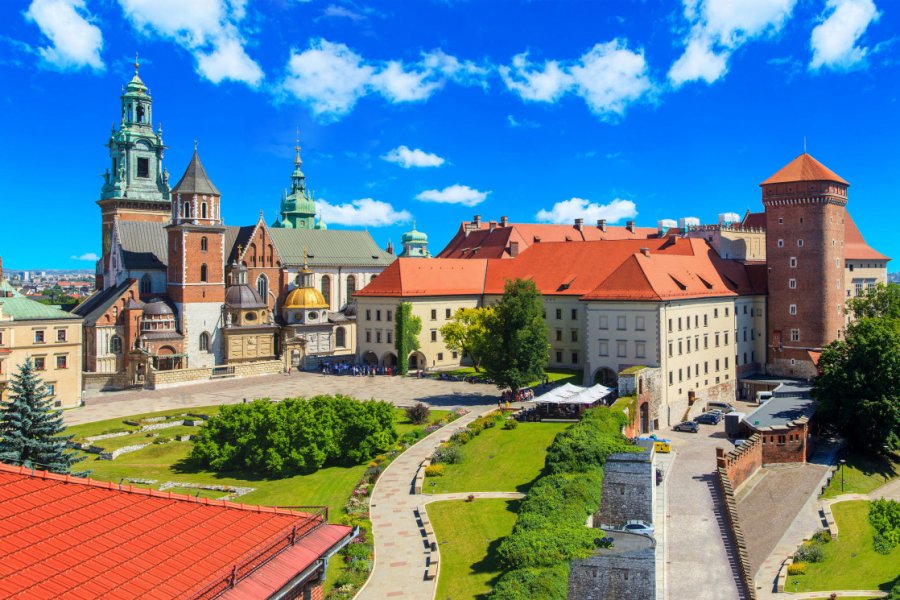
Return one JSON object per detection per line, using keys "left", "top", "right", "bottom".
{"left": 810, "top": 0, "right": 880, "bottom": 71}
{"left": 500, "top": 41, "right": 654, "bottom": 120}
{"left": 118, "top": 0, "right": 262, "bottom": 86}
{"left": 536, "top": 197, "right": 637, "bottom": 224}
{"left": 382, "top": 146, "right": 445, "bottom": 168}
{"left": 668, "top": 0, "right": 797, "bottom": 86}
{"left": 25, "top": 0, "right": 104, "bottom": 71}
{"left": 281, "top": 39, "right": 488, "bottom": 118}
{"left": 70, "top": 252, "right": 100, "bottom": 261}
{"left": 415, "top": 185, "right": 489, "bottom": 207}
{"left": 317, "top": 198, "right": 411, "bottom": 227}
{"left": 320, "top": 5, "right": 366, "bottom": 22}
{"left": 507, "top": 114, "right": 538, "bottom": 128}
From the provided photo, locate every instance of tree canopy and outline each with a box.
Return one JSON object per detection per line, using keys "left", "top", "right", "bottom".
{"left": 439, "top": 306, "right": 494, "bottom": 371}
{"left": 481, "top": 279, "right": 548, "bottom": 394}
{"left": 0, "top": 359, "right": 83, "bottom": 474}
{"left": 395, "top": 302, "right": 422, "bottom": 375}
{"left": 814, "top": 284, "right": 900, "bottom": 454}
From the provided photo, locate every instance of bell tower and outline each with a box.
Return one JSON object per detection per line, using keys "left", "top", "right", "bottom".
{"left": 96, "top": 55, "right": 171, "bottom": 288}
{"left": 166, "top": 147, "right": 225, "bottom": 368}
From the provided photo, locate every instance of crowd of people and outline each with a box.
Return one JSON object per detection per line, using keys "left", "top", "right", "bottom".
{"left": 318, "top": 361, "right": 396, "bottom": 377}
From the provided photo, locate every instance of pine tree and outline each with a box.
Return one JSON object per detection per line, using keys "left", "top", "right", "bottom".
{"left": 0, "top": 358, "right": 84, "bottom": 474}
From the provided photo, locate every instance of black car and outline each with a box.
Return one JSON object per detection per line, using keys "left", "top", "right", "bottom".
{"left": 673, "top": 421, "right": 700, "bottom": 433}
{"left": 694, "top": 412, "right": 722, "bottom": 425}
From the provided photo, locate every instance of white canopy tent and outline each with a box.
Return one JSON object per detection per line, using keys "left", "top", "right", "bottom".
{"left": 532, "top": 383, "right": 614, "bottom": 405}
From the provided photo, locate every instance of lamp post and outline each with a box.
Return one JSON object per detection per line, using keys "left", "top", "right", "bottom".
{"left": 839, "top": 459, "right": 846, "bottom": 493}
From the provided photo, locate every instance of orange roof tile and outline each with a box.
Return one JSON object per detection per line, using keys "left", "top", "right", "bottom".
{"left": 0, "top": 464, "right": 351, "bottom": 599}
{"left": 355, "top": 258, "right": 489, "bottom": 297}
{"left": 844, "top": 211, "right": 889, "bottom": 261}
{"left": 760, "top": 153, "right": 849, "bottom": 186}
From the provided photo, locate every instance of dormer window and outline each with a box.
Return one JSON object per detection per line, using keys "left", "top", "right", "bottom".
{"left": 137, "top": 158, "right": 149, "bottom": 178}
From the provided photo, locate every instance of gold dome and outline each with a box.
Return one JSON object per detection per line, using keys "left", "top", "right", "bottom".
{"left": 284, "top": 286, "right": 328, "bottom": 309}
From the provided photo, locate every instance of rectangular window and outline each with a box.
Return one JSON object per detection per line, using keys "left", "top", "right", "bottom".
{"left": 438, "top": 352, "right": 444, "bottom": 361}
{"left": 668, "top": 371, "right": 673, "bottom": 385}
{"left": 617, "top": 316, "right": 626, "bottom": 330}
{"left": 599, "top": 340, "right": 609, "bottom": 356}
{"left": 452, "top": 351, "right": 457, "bottom": 359}
{"left": 556, "top": 309, "right": 562, "bottom": 320}
{"left": 446, "top": 308, "right": 452, "bottom": 319}
{"left": 376, "top": 310, "right": 381, "bottom": 321}
{"left": 790, "top": 257, "right": 797, "bottom": 268}
{"left": 431, "top": 309, "right": 437, "bottom": 320}
{"left": 704, "top": 334, "right": 708, "bottom": 349}
{"left": 636, "top": 316, "right": 645, "bottom": 331}
{"left": 387, "top": 310, "right": 393, "bottom": 321}
{"left": 46, "top": 384, "right": 55, "bottom": 396}
{"left": 137, "top": 157, "right": 149, "bottom": 178}
{"left": 668, "top": 318, "right": 672, "bottom": 332}
{"left": 678, "top": 317, "right": 682, "bottom": 330}
{"left": 617, "top": 340, "right": 627, "bottom": 358}
{"left": 724, "top": 332, "right": 729, "bottom": 345}
{"left": 571, "top": 352, "right": 579, "bottom": 364}
{"left": 555, "top": 351, "right": 562, "bottom": 363}
{"left": 636, "top": 342, "right": 646, "bottom": 358}
{"left": 56, "top": 329, "right": 67, "bottom": 342}
{"left": 789, "top": 304, "right": 797, "bottom": 315}
{"left": 668, "top": 341, "right": 673, "bottom": 357}
{"left": 789, "top": 278, "right": 797, "bottom": 289}
{"left": 366, "top": 310, "right": 371, "bottom": 321}
{"left": 599, "top": 316, "right": 608, "bottom": 330}
{"left": 854, "top": 280, "right": 863, "bottom": 296}
{"left": 725, "top": 307, "right": 729, "bottom": 317}
{"left": 704, "top": 361, "right": 708, "bottom": 374}
{"left": 366, "top": 331, "right": 371, "bottom": 343}
{"left": 678, "top": 340, "right": 683, "bottom": 355}
{"left": 34, "top": 357, "right": 45, "bottom": 370}
{"left": 791, "top": 329, "right": 800, "bottom": 342}
{"left": 571, "top": 330, "right": 578, "bottom": 342}
{"left": 387, "top": 331, "right": 393, "bottom": 344}
{"left": 376, "top": 331, "right": 382, "bottom": 343}
{"left": 694, "top": 315, "right": 699, "bottom": 328}
{"left": 35, "top": 330, "right": 45, "bottom": 343}
{"left": 714, "top": 308, "right": 719, "bottom": 318}
{"left": 556, "top": 330, "right": 563, "bottom": 342}
{"left": 571, "top": 309, "right": 578, "bottom": 320}
{"left": 703, "top": 314, "right": 708, "bottom": 327}
{"left": 678, "top": 368, "right": 683, "bottom": 382}
{"left": 725, "top": 357, "right": 729, "bottom": 369}
{"left": 715, "top": 359, "right": 720, "bottom": 371}
{"left": 56, "top": 355, "right": 67, "bottom": 369}
{"left": 431, "top": 330, "right": 438, "bottom": 342}
{"left": 715, "top": 332, "right": 720, "bottom": 346}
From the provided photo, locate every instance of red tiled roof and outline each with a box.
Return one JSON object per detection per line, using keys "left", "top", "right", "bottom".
{"left": 0, "top": 463, "right": 351, "bottom": 599}
{"left": 437, "top": 221, "right": 658, "bottom": 259}
{"left": 741, "top": 211, "right": 766, "bottom": 229}
{"left": 760, "top": 153, "right": 849, "bottom": 186}
{"left": 355, "top": 258, "right": 489, "bottom": 297}
{"left": 844, "top": 211, "right": 889, "bottom": 261}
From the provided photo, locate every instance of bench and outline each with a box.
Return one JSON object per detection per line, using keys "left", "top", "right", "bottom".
{"left": 425, "top": 556, "right": 439, "bottom": 580}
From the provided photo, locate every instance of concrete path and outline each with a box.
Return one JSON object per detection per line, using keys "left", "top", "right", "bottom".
{"left": 65, "top": 371, "right": 500, "bottom": 425}
{"left": 655, "top": 450, "right": 674, "bottom": 600}
{"left": 356, "top": 405, "right": 498, "bottom": 600}
{"left": 424, "top": 491, "right": 525, "bottom": 503}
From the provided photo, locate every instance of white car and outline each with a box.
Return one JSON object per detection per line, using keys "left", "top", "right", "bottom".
{"left": 622, "top": 520, "right": 655, "bottom": 536}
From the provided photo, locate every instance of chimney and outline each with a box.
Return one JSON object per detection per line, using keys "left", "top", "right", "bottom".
{"left": 473, "top": 214, "right": 481, "bottom": 227}
{"left": 500, "top": 215, "right": 508, "bottom": 227}
{"left": 640, "top": 247, "right": 650, "bottom": 257}
{"left": 488, "top": 220, "right": 497, "bottom": 231}
{"left": 597, "top": 219, "right": 606, "bottom": 232}
{"left": 509, "top": 241, "right": 519, "bottom": 257}
{"left": 626, "top": 220, "right": 635, "bottom": 233}
{"left": 574, "top": 218, "right": 584, "bottom": 231}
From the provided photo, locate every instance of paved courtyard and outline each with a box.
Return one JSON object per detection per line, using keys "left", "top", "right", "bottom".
{"left": 66, "top": 371, "right": 501, "bottom": 425}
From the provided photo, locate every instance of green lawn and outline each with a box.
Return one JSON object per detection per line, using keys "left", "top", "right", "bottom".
{"left": 434, "top": 367, "right": 582, "bottom": 388}
{"left": 395, "top": 408, "right": 450, "bottom": 436}
{"left": 425, "top": 422, "right": 571, "bottom": 494}
{"left": 429, "top": 499, "right": 520, "bottom": 600}
{"left": 822, "top": 451, "right": 899, "bottom": 499}
{"left": 786, "top": 500, "right": 900, "bottom": 592}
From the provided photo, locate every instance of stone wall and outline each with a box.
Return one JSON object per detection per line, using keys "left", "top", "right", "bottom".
{"left": 568, "top": 547, "right": 656, "bottom": 600}
{"left": 146, "top": 360, "right": 282, "bottom": 389}
{"left": 716, "top": 433, "right": 762, "bottom": 490}
{"left": 595, "top": 448, "right": 654, "bottom": 528}
{"left": 83, "top": 370, "right": 132, "bottom": 392}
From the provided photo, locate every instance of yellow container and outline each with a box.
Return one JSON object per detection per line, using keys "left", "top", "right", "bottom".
{"left": 653, "top": 441, "right": 671, "bottom": 453}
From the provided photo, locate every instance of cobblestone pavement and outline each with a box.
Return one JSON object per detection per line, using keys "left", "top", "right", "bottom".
{"left": 664, "top": 424, "right": 745, "bottom": 600}
{"left": 66, "top": 371, "right": 501, "bottom": 425}
{"left": 356, "top": 405, "right": 498, "bottom": 600}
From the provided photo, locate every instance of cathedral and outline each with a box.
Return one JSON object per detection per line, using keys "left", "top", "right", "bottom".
{"left": 75, "top": 61, "right": 401, "bottom": 389}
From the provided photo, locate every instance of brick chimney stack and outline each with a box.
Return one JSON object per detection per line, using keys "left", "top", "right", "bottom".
{"left": 473, "top": 215, "right": 481, "bottom": 227}
{"left": 500, "top": 216, "right": 508, "bottom": 227}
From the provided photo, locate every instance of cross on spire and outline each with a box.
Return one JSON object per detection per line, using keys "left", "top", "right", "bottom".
{"left": 134, "top": 52, "right": 140, "bottom": 75}
{"left": 294, "top": 128, "right": 302, "bottom": 166}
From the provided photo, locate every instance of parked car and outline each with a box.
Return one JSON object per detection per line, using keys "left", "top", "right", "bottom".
{"left": 673, "top": 421, "right": 700, "bottom": 433}
{"left": 705, "top": 401, "right": 736, "bottom": 413}
{"left": 694, "top": 412, "right": 723, "bottom": 425}
{"left": 656, "top": 468, "right": 663, "bottom": 486}
{"left": 733, "top": 439, "right": 748, "bottom": 448}
{"left": 622, "top": 520, "right": 655, "bottom": 536}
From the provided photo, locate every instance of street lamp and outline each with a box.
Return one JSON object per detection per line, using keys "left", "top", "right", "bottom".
{"left": 839, "top": 459, "right": 846, "bottom": 493}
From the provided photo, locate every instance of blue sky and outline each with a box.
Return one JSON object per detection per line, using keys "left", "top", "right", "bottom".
{"left": 1, "top": 0, "right": 898, "bottom": 270}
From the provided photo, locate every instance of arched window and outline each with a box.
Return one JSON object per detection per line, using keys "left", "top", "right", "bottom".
{"left": 200, "top": 236, "right": 208, "bottom": 252}
{"left": 268, "top": 244, "right": 274, "bottom": 266}
{"left": 140, "top": 273, "right": 152, "bottom": 294}
{"left": 182, "top": 202, "right": 191, "bottom": 219}
{"left": 346, "top": 275, "right": 356, "bottom": 298}
{"left": 201, "top": 202, "right": 208, "bottom": 219}
{"left": 321, "top": 275, "right": 331, "bottom": 305}
{"left": 200, "top": 264, "right": 208, "bottom": 282}
{"left": 109, "top": 335, "right": 122, "bottom": 354}
{"left": 199, "top": 331, "right": 210, "bottom": 352}
{"left": 257, "top": 274, "right": 268, "bottom": 300}
{"left": 336, "top": 327, "right": 346, "bottom": 348}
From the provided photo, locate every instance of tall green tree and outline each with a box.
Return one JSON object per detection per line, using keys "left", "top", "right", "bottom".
{"left": 482, "top": 279, "right": 549, "bottom": 395}
{"left": 848, "top": 283, "right": 900, "bottom": 321}
{"left": 395, "top": 302, "right": 422, "bottom": 376}
{"left": 813, "top": 317, "right": 900, "bottom": 454}
{"left": 439, "top": 306, "right": 494, "bottom": 371}
{"left": 0, "top": 359, "right": 83, "bottom": 474}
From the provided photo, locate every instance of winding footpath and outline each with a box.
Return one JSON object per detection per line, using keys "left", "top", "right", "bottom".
{"left": 356, "top": 404, "right": 500, "bottom": 600}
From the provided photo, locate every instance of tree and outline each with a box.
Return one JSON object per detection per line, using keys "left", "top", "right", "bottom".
{"left": 481, "top": 279, "right": 548, "bottom": 395}
{"left": 0, "top": 359, "right": 83, "bottom": 474}
{"left": 848, "top": 283, "right": 900, "bottom": 321}
{"left": 813, "top": 317, "right": 900, "bottom": 454}
{"left": 439, "top": 307, "right": 494, "bottom": 371}
{"left": 395, "top": 302, "right": 422, "bottom": 376}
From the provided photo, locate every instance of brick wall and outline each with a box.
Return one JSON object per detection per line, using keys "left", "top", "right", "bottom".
{"left": 716, "top": 467, "right": 756, "bottom": 600}
{"left": 568, "top": 546, "right": 656, "bottom": 600}
{"left": 716, "top": 433, "right": 762, "bottom": 490}
{"left": 759, "top": 422, "right": 808, "bottom": 464}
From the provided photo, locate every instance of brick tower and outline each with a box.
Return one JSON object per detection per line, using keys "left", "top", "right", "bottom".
{"left": 96, "top": 56, "right": 171, "bottom": 288}
{"left": 762, "top": 153, "right": 849, "bottom": 378}
{"left": 166, "top": 148, "right": 225, "bottom": 368}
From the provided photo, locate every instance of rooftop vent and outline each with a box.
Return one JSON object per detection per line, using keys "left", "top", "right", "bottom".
{"left": 626, "top": 220, "right": 635, "bottom": 233}
{"left": 597, "top": 219, "right": 607, "bottom": 231}
{"left": 500, "top": 216, "right": 509, "bottom": 227}
{"left": 640, "top": 247, "right": 650, "bottom": 257}
{"left": 574, "top": 218, "right": 584, "bottom": 231}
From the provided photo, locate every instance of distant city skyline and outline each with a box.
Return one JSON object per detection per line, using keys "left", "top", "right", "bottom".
{"left": 1, "top": 0, "right": 897, "bottom": 268}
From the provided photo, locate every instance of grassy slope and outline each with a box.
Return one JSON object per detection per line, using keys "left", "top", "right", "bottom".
{"left": 787, "top": 500, "right": 900, "bottom": 592}
{"left": 425, "top": 422, "right": 571, "bottom": 494}
{"left": 429, "top": 499, "right": 520, "bottom": 600}
{"left": 821, "top": 451, "right": 899, "bottom": 499}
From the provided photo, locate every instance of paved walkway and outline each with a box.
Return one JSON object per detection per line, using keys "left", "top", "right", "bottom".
{"left": 655, "top": 451, "right": 674, "bottom": 600}
{"left": 356, "top": 405, "right": 498, "bottom": 600}
{"left": 784, "top": 591, "right": 887, "bottom": 599}
{"left": 65, "top": 371, "right": 500, "bottom": 426}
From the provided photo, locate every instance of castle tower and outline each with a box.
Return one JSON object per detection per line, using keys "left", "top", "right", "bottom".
{"left": 97, "top": 55, "right": 171, "bottom": 288}
{"left": 762, "top": 153, "right": 849, "bottom": 377}
{"left": 166, "top": 148, "right": 225, "bottom": 368}
{"left": 398, "top": 222, "right": 431, "bottom": 258}
{"left": 271, "top": 137, "right": 323, "bottom": 230}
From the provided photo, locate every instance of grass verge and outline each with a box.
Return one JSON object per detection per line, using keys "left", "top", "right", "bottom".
{"left": 821, "top": 450, "right": 899, "bottom": 499}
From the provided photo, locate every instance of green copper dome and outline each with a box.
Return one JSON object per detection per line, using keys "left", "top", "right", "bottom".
{"left": 402, "top": 222, "right": 428, "bottom": 243}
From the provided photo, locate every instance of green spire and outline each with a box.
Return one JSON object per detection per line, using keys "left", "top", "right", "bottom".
{"left": 274, "top": 132, "right": 317, "bottom": 229}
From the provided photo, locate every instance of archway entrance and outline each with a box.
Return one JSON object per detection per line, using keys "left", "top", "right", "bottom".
{"left": 382, "top": 353, "right": 397, "bottom": 368}
{"left": 409, "top": 352, "right": 426, "bottom": 371}
{"left": 593, "top": 367, "right": 617, "bottom": 387}
{"left": 363, "top": 351, "right": 378, "bottom": 366}
{"left": 640, "top": 401, "right": 650, "bottom": 434}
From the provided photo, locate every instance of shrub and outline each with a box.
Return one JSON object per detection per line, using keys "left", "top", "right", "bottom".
{"left": 874, "top": 535, "right": 894, "bottom": 555}
{"left": 152, "top": 436, "right": 171, "bottom": 445}
{"left": 811, "top": 530, "right": 832, "bottom": 544}
{"left": 503, "top": 419, "right": 519, "bottom": 430}
{"left": 889, "top": 578, "right": 900, "bottom": 600}
{"left": 432, "top": 444, "right": 462, "bottom": 465}
{"left": 787, "top": 562, "right": 807, "bottom": 576}
{"left": 404, "top": 403, "right": 431, "bottom": 425}
{"left": 490, "top": 565, "right": 570, "bottom": 600}
{"left": 794, "top": 542, "right": 824, "bottom": 563}
{"left": 399, "top": 429, "right": 425, "bottom": 447}
{"left": 424, "top": 464, "right": 444, "bottom": 477}
{"left": 451, "top": 430, "right": 472, "bottom": 445}
{"left": 869, "top": 498, "right": 900, "bottom": 554}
